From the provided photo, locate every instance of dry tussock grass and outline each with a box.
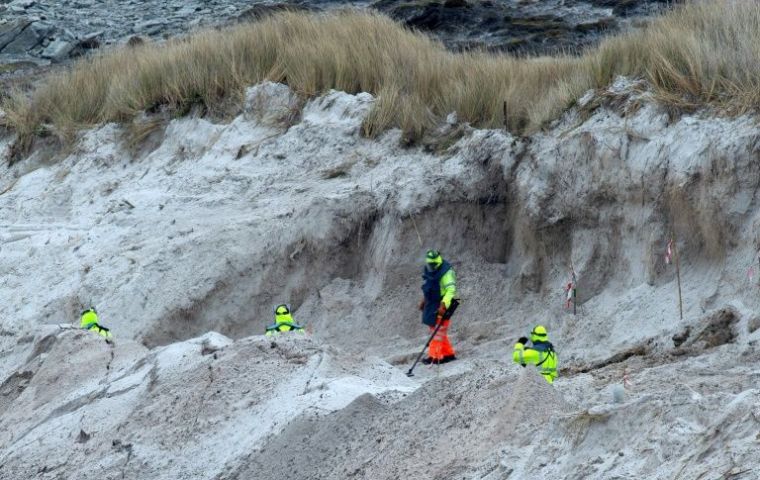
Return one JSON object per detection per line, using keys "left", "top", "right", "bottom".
{"left": 3, "top": 1, "right": 760, "bottom": 152}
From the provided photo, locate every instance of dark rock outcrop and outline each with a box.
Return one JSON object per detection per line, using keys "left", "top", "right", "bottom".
{"left": 0, "top": 0, "right": 678, "bottom": 69}
{"left": 372, "top": 0, "right": 678, "bottom": 54}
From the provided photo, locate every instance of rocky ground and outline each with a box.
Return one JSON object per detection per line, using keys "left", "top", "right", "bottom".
{"left": 372, "top": 0, "right": 677, "bottom": 54}
{"left": 0, "top": 0, "right": 674, "bottom": 72}
{"left": 0, "top": 0, "right": 267, "bottom": 66}
{"left": 1, "top": 79, "right": 760, "bottom": 478}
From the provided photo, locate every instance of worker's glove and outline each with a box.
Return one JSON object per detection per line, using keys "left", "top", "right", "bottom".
{"left": 517, "top": 336, "right": 529, "bottom": 345}
{"left": 419, "top": 299, "right": 425, "bottom": 311}
{"left": 437, "top": 303, "right": 447, "bottom": 317}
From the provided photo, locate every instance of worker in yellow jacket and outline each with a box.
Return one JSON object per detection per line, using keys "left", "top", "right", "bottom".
{"left": 419, "top": 249, "right": 458, "bottom": 364}
{"left": 265, "top": 304, "right": 305, "bottom": 336}
{"left": 80, "top": 307, "right": 113, "bottom": 341}
{"left": 513, "top": 325, "right": 557, "bottom": 384}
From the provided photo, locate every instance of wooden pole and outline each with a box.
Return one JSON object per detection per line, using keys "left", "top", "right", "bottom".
{"left": 503, "top": 101, "right": 508, "bottom": 131}
{"left": 673, "top": 231, "right": 683, "bottom": 320}
{"left": 573, "top": 286, "right": 577, "bottom": 316}
{"left": 572, "top": 271, "right": 577, "bottom": 316}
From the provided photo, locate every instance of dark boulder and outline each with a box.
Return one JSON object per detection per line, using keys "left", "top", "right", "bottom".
{"left": 0, "top": 19, "right": 32, "bottom": 52}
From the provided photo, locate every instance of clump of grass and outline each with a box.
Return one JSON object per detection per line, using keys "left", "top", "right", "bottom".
{"left": 3, "top": 1, "right": 760, "bottom": 153}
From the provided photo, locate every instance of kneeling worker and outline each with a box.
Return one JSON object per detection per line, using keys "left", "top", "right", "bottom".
{"left": 80, "top": 307, "right": 113, "bottom": 341}
{"left": 265, "top": 304, "right": 305, "bottom": 336}
{"left": 513, "top": 325, "right": 557, "bottom": 384}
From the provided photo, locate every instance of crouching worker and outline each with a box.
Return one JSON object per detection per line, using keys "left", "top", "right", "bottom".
{"left": 265, "top": 304, "right": 305, "bottom": 337}
{"left": 513, "top": 325, "right": 557, "bottom": 384}
{"left": 80, "top": 307, "right": 113, "bottom": 342}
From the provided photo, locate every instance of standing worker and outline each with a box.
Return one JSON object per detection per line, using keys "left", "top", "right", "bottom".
{"left": 265, "top": 304, "right": 305, "bottom": 336}
{"left": 419, "top": 249, "right": 458, "bottom": 364}
{"left": 80, "top": 307, "right": 113, "bottom": 342}
{"left": 513, "top": 325, "right": 557, "bottom": 384}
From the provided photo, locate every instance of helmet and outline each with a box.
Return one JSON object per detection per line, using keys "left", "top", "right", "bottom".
{"left": 531, "top": 325, "right": 548, "bottom": 342}
{"left": 81, "top": 306, "right": 97, "bottom": 316}
{"left": 425, "top": 249, "right": 443, "bottom": 269}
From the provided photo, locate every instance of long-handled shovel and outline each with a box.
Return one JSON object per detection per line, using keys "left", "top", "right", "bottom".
{"left": 406, "top": 299, "right": 459, "bottom": 377}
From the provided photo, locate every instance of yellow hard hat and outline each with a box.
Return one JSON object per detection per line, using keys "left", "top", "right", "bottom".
{"left": 425, "top": 249, "right": 443, "bottom": 268}
{"left": 531, "top": 325, "right": 548, "bottom": 341}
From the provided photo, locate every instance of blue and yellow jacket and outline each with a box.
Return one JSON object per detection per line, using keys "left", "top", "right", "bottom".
{"left": 513, "top": 340, "right": 557, "bottom": 384}
{"left": 265, "top": 311, "right": 305, "bottom": 336}
{"left": 80, "top": 309, "right": 113, "bottom": 339}
{"left": 421, "top": 261, "right": 457, "bottom": 326}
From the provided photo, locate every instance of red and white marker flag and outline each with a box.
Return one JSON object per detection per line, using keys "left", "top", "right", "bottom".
{"left": 564, "top": 266, "right": 577, "bottom": 309}
{"left": 665, "top": 239, "right": 673, "bottom": 265}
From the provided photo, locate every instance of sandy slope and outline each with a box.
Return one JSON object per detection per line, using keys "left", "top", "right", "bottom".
{"left": 2, "top": 79, "right": 760, "bottom": 479}
{"left": 0, "top": 328, "right": 416, "bottom": 479}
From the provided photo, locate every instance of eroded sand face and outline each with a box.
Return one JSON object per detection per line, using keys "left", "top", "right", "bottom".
{"left": 2, "top": 81, "right": 759, "bottom": 479}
